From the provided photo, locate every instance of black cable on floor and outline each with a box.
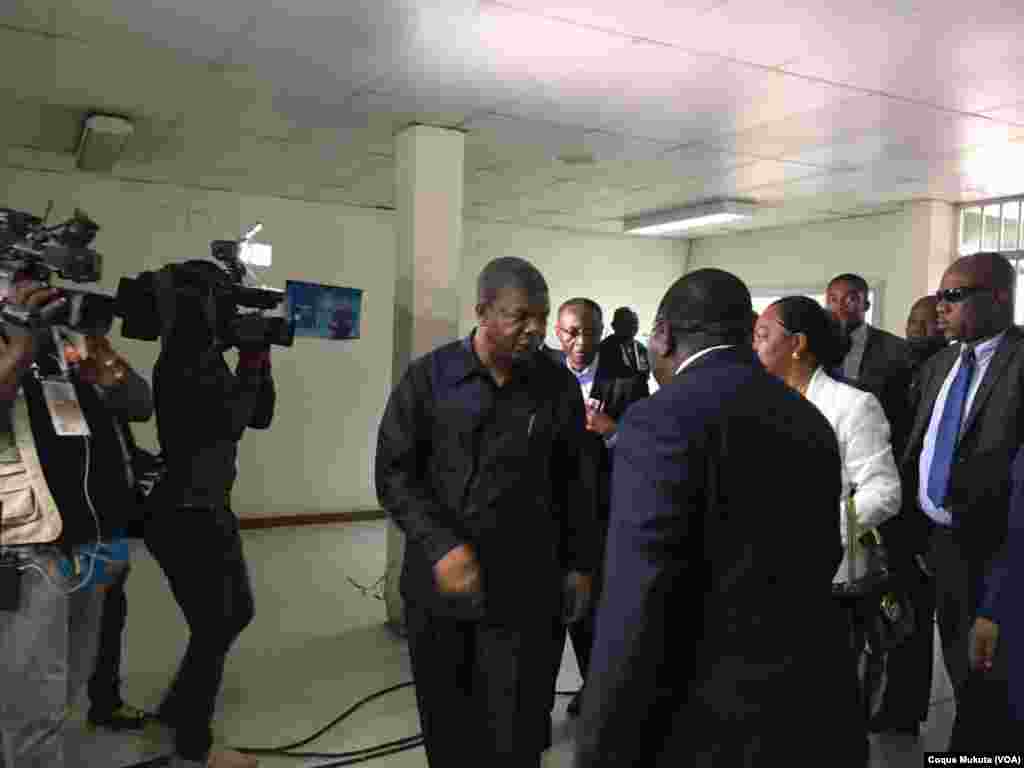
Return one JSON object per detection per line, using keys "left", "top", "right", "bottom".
{"left": 229, "top": 683, "right": 584, "bottom": 763}
{"left": 232, "top": 681, "right": 423, "bottom": 762}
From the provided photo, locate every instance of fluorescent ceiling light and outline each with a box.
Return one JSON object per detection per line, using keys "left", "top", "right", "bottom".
{"left": 624, "top": 200, "right": 756, "bottom": 236}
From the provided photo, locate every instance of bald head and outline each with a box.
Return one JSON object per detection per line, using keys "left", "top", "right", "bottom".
{"left": 658, "top": 268, "right": 752, "bottom": 345}
{"left": 906, "top": 295, "right": 939, "bottom": 340}
{"left": 948, "top": 252, "right": 1016, "bottom": 293}
{"left": 936, "top": 251, "right": 1015, "bottom": 342}
{"left": 611, "top": 307, "right": 639, "bottom": 339}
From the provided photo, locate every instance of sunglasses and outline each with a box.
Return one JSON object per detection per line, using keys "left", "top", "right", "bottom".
{"left": 934, "top": 285, "right": 993, "bottom": 304}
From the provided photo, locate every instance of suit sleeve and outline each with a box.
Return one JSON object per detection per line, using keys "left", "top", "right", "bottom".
{"left": 375, "top": 364, "right": 463, "bottom": 567}
{"left": 844, "top": 392, "right": 902, "bottom": 540}
{"left": 976, "top": 446, "right": 1024, "bottom": 623}
{"left": 576, "top": 404, "right": 696, "bottom": 767}
{"left": 556, "top": 376, "right": 600, "bottom": 573}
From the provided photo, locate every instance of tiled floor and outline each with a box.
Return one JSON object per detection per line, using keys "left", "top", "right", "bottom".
{"left": 65, "top": 521, "right": 956, "bottom": 767}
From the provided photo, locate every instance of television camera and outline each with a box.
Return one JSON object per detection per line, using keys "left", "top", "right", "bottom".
{"left": 116, "top": 222, "right": 293, "bottom": 348}
{"left": 0, "top": 206, "right": 113, "bottom": 333}
{"left": 0, "top": 206, "right": 292, "bottom": 348}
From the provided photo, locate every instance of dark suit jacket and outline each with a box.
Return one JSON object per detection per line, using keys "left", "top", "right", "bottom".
{"left": 901, "top": 327, "right": 1024, "bottom": 569}
{"left": 852, "top": 325, "right": 912, "bottom": 459}
{"left": 576, "top": 347, "right": 865, "bottom": 767}
{"left": 598, "top": 335, "right": 649, "bottom": 376}
{"left": 979, "top": 446, "right": 1022, "bottom": 720}
{"left": 545, "top": 347, "right": 649, "bottom": 527}
{"left": 844, "top": 325, "right": 914, "bottom": 560}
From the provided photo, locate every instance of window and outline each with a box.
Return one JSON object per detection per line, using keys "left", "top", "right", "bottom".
{"left": 959, "top": 198, "right": 1023, "bottom": 256}
{"left": 958, "top": 195, "right": 1024, "bottom": 322}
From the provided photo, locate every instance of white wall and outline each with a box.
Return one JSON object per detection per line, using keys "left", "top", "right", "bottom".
{"left": 1, "top": 169, "right": 688, "bottom": 519}
{"left": 0, "top": 167, "right": 396, "bottom": 519}
{"left": 690, "top": 209, "right": 926, "bottom": 336}
{"left": 461, "top": 220, "right": 689, "bottom": 346}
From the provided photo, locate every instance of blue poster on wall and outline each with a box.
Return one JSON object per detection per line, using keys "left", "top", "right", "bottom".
{"left": 286, "top": 280, "right": 363, "bottom": 341}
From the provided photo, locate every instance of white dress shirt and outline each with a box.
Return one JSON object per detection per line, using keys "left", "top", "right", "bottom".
{"left": 568, "top": 353, "right": 599, "bottom": 400}
{"left": 675, "top": 345, "right": 736, "bottom": 375}
{"left": 804, "top": 367, "right": 902, "bottom": 584}
{"left": 917, "top": 331, "right": 1006, "bottom": 526}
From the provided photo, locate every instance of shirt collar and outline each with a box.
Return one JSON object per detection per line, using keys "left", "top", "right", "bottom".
{"left": 675, "top": 345, "right": 736, "bottom": 375}
{"left": 849, "top": 323, "right": 869, "bottom": 345}
{"left": 452, "top": 329, "right": 537, "bottom": 384}
{"left": 962, "top": 330, "right": 1006, "bottom": 364}
{"left": 567, "top": 352, "right": 599, "bottom": 379}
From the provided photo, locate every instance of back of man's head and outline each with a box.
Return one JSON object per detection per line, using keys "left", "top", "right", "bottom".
{"left": 659, "top": 269, "right": 752, "bottom": 347}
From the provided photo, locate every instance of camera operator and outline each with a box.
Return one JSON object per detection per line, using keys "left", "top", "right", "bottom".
{"left": 0, "top": 277, "right": 152, "bottom": 767}
{"left": 144, "top": 260, "right": 274, "bottom": 768}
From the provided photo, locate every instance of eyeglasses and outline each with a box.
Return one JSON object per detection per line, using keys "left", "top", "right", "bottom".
{"left": 935, "top": 285, "right": 992, "bottom": 304}
{"left": 556, "top": 326, "right": 601, "bottom": 342}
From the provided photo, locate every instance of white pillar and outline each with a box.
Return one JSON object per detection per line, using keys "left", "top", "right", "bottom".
{"left": 385, "top": 125, "right": 465, "bottom": 634}
{"left": 906, "top": 200, "right": 958, "bottom": 302}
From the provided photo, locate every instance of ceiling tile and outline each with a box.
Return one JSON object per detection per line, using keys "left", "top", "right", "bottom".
{"left": 0, "top": 0, "right": 56, "bottom": 35}
{"left": 0, "top": 28, "right": 58, "bottom": 100}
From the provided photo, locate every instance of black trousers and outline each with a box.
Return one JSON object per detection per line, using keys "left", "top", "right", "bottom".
{"left": 406, "top": 601, "right": 555, "bottom": 768}
{"left": 87, "top": 566, "right": 131, "bottom": 715}
{"left": 872, "top": 558, "right": 936, "bottom": 724}
{"left": 144, "top": 506, "right": 255, "bottom": 761}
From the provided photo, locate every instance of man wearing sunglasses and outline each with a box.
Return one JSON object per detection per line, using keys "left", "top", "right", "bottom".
{"left": 901, "top": 251, "right": 1022, "bottom": 750}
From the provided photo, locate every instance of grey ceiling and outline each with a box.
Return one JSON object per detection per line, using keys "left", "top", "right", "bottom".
{"left": 2, "top": 0, "right": 1023, "bottom": 237}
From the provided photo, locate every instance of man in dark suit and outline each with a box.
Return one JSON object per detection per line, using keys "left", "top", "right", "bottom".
{"left": 597, "top": 307, "right": 649, "bottom": 376}
{"left": 828, "top": 272, "right": 927, "bottom": 734}
{"left": 900, "top": 251, "right": 1023, "bottom": 750}
{"left": 960, "top": 443, "right": 1024, "bottom": 746}
{"left": 550, "top": 297, "right": 648, "bottom": 716}
{"left": 576, "top": 269, "right": 866, "bottom": 768}
{"left": 827, "top": 273, "right": 913, "bottom": 456}
{"left": 906, "top": 295, "right": 947, "bottom": 373}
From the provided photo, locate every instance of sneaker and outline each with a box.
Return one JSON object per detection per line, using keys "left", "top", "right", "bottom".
{"left": 87, "top": 703, "right": 150, "bottom": 731}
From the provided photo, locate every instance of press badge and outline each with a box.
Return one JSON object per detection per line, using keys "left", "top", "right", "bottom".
{"left": 40, "top": 378, "right": 91, "bottom": 437}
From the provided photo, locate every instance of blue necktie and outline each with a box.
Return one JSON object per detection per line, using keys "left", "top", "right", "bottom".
{"left": 927, "top": 346, "right": 976, "bottom": 508}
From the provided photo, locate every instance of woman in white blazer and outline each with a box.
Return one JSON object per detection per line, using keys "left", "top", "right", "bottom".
{"left": 753, "top": 296, "right": 902, "bottom": 585}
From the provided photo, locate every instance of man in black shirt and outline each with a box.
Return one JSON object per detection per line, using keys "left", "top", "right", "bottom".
{"left": 144, "top": 260, "right": 274, "bottom": 768}
{"left": 376, "top": 257, "right": 599, "bottom": 767}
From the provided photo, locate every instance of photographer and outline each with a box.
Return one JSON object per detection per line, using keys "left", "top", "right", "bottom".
{"left": 0, "top": 278, "right": 152, "bottom": 767}
{"left": 144, "top": 260, "right": 274, "bottom": 768}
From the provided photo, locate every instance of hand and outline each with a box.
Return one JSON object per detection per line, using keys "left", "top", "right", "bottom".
{"left": 563, "top": 571, "right": 593, "bottom": 624}
{"left": 433, "top": 543, "right": 482, "bottom": 597}
{"left": 77, "top": 335, "right": 128, "bottom": 387}
{"left": 585, "top": 409, "right": 617, "bottom": 437}
{"left": 3, "top": 282, "right": 61, "bottom": 357}
{"left": 238, "top": 343, "right": 271, "bottom": 370}
{"left": 968, "top": 617, "right": 999, "bottom": 672}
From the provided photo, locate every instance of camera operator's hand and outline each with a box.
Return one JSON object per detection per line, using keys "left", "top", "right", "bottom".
{"left": 77, "top": 335, "right": 129, "bottom": 387}
{"left": 0, "top": 282, "right": 61, "bottom": 401}
{"left": 3, "top": 282, "right": 61, "bottom": 354}
{"left": 237, "top": 343, "right": 271, "bottom": 371}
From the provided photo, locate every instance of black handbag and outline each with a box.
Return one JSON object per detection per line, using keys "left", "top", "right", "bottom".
{"left": 832, "top": 497, "right": 917, "bottom": 655}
